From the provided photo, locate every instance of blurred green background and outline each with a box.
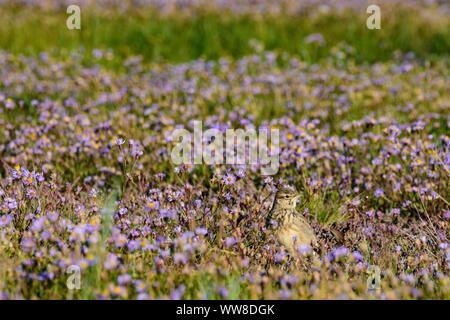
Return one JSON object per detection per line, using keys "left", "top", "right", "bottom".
{"left": 1, "top": 2, "right": 449, "bottom": 68}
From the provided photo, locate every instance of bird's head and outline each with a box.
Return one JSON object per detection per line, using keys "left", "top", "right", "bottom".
{"left": 274, "top": 186, "right": 301, "bottom": 209}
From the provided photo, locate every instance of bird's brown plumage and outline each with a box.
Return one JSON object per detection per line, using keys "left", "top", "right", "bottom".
{"left": 266, "top": 186, "right": 316, "bottom": 253}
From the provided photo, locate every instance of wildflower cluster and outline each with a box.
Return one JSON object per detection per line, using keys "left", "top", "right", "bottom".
{"left": 0, "top": 1, "right": 448, "bottom": 300}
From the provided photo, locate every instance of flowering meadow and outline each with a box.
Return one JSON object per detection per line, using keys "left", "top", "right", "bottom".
{"left": 0, "top": 0, "right": 449, "bottom": 299}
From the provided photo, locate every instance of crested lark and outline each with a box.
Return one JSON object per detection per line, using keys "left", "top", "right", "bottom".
{"left": 266, "top": 186, "right": 317, "bottom": 253}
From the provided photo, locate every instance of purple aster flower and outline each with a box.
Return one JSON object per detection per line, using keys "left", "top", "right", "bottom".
{"left": 22, "top": 238, "right": 36, "bottom": 252}
{"left": 47, "top": 210, "right": 59, "bottom": 222}
{"left": 145, "top": 199, "right": 160, "bottom": 212}
{"left": 352, "top": 251, "right": 364, "bottom": 261}
{"left": 193, "top": 200, "right": 202, "bottom": 210}
{"left": 173, "top": 253, "right": 188, "bottom": 264}
{"left": 305, "top": 33, "right": 325, "bottom": 46}
{"left": 134, "top": 280, "right": 147, "bottom": 293}
{"left": 118, "top": 274, "right": 131, "bottom": 285}
{"left": 218, "top": 286, "right": 229, "bottom": 298}
{"left": 195, "top": 227, "right": 208, "bottom": 236}
{"left": 224, "top": 236, "right": 237, "bottom": 247}
{"left": 443, "top": 211, "right": 450, "bottom": 220}
{"left": 31, "top": 217, "right": 46, "bottom": 232}
{"left": 365, "top": 209, "right": 375, "bottom": 217}
{"left": 264, "top": 176, "right": 273, "bottom": 184}
{"left": 127, "top": 240, "right": 141, "bottom": 251}
{"left": 137, "top": 293, "right": 149, "bottom": 300}
{"left": 170, "top": 285, "right": 186, "bottom": 300}
{"left": 118, "top": 207, "right": 128, "bottom": 216}
{"left": 236, "top": 168, "right": 246, "bottom": 178}
{"left": 278, "top": 289, "right": 292, "bottom": 299}
{"left": 297, "top": 244, "right": 312, "bottom": 256}
{"left": 274, "top": 251, "right": 287, "bottom": 263}
{"left": 374, "top": 188, "right": 384, "bottom": 198}
{"left": 334, "top": 246, "right": 348, "bottom": 259}
{"left": 223, "top": 173, "right": 236, "bottom": 185}
{"left": 0, "top": 215, "right": 13, "bottom": 227}
{"left": 104, "top": 254, "right": 119, "bottom": 270}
